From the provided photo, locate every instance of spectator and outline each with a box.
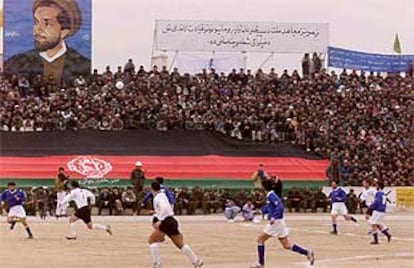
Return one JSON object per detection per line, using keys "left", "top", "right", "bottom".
{"left": 234, "top": 189, "right": 249, "bottom": 207}
{"left": 130, "top": 161, "right": 146, "bottom": 197}
{"left": 301, "top": 53, "right": 310, "bottom": 77}
{"left": 175, "top": 187, "right": 190, "bottom": 215}
{"left": 202, "top": 189, "right": 221, "bottom": 214}
{"left": 24, "top": 188, "right": 36, "bottom": 216}
{"left": 188, "top": 186, "right": 204, "bottom": 215}
{"left": 34, "top": 187, "right": 49, "bottom": 219}
{"left": 111, "top": 187, "right": 124, "bottom": 215}
{"left": 312, "top": 188, "right": 329, "bottom": 213}
{"left": 124, "top": 58, "right": 135, "bottom": 75}
{"left": 312, "top": 52, "right": 322, "bottom": 74}
{"left": 346, "top": 189, "right": 359, "bottom": 214}
{"left": 74, "top": 75, "right": 87, "bottom": 87}
{"left": 407, "top": 60, "right": 414, "bottom": 78}
{"left": 122, "top": 187, "right": 137, "bottom": 214}
{"left": 18, "top": 76, "right": 30, "bottom": 98}
{"left": 98, "top": 187, "right": 113, "bottom": 215}
{"left": 224, "top": 199, "right": 241, "bottom": 223}
{"left": 301, "top": 188, "right": 313, "bottom": 212}
{"left": 110, "top": 114, "right": 124, "bottom": 131}
{"left": 340, "top": 160, "right": 354, "bottom": 184}
{"left": 326, "top": 158, "right": 341, "bottom": 183}
{"left": 287, "top": 186, "right": 302, "bottom": 212}
{"left": 241, "top": 198, "right": 255, "bottom": 222}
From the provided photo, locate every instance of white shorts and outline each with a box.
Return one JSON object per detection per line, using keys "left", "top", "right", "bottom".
{"left": 263, "top": 219, "right": 289, "bottom": 238}
{"left": 369, "top": 211, "right": 385, "bottom": 225}
{"left": 331, "top": 203, "right": 348, "bottom": 215}
{"left": 8, "top": 205, "right": 26, "bottom": 218}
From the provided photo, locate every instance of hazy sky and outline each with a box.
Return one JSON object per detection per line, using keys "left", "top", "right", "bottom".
{"left": 2, "top": 0, "right": 414, "bottom": 71}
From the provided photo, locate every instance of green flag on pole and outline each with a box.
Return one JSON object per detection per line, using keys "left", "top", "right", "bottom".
{"left": 393, "top": 34, "right": 402, "bottom": 54}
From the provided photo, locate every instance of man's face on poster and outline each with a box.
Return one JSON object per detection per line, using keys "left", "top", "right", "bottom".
{"left": 33, "top": 5, "right": 69, "bottom": 52}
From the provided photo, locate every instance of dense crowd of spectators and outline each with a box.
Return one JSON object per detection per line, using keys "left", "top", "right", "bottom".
{"left": 0, "top": 59, "right": 412, "bottom": 186}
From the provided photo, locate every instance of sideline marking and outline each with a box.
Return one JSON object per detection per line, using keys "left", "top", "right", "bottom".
{"left": 295, "top": 252, "right": 414, "bottom": 266}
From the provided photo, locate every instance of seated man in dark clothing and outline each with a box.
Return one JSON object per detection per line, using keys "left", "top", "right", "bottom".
{"left": 188, "top": 186, "right": 204, "bottom": 215}
{"left": 234, "top": 189, "right": 250, "bottom": 207}
{"left": 175, "top": 187, "right": 191, "bottom": 215}
{"left": 287, "top": 187, "right": 302, "bottom": 212}
{"left": 312, "top": 188, "right": 329, "bottom": 213}
{"left": 301, "top": 188, "right": 313, "bottom": 212}
{"left": 111, "top": 187, "right": 123, "bottom": 215}
{"left": 34, "top": 187, "right": 49, "bottom": 219}
{"left": 98, "top": 187, "right": 113, "bottom": 215}
{"left": 203, "top": 189, "right": 222, "bottom": 214}
{"left": 24, "top": 188, "right": 36, "bottom": 216}
{"left": 346, "top": 189, "right": 359, "bottom": 214}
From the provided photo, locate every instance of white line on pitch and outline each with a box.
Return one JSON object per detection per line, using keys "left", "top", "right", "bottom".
{"left": 295, "top": 252, "right": 414, "bottom": 266}
{"left": 290, "top": 227, "right": 414, "bottom": 242}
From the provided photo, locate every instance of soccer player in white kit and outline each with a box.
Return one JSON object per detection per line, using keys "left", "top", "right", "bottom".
{"left": 360, "top": 179, "right": 377, "bottom": 231}
{"left": 55, "top": 167, "right": 69, "bottom": 217}
{"left": 148, "top": 181, "right": 203, "bottom": 268}
{"left": 61, "top": 181, "right": 112, "bottom": 240}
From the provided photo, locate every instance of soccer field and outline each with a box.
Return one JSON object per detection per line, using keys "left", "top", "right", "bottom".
{"left": 1, "top": 213, "right": 414, "bottom": 268}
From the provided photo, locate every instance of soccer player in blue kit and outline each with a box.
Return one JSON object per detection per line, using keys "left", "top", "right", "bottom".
{"left": 0, "top": 181, "right": 34, "bottom": 239}
{"left": 329, "top": 180, "right": 358, "bottom": 234}
{"left": 141, "top": 177, "right": 176, "bottom": 207}
{"left": 250, "top": 180, "right": 314, "bottom": 268}
{"left": 368, "top": 181, "right": 392, "bottom": 244}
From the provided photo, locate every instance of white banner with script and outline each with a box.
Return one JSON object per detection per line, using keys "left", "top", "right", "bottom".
{"left": 154, "top": 20, "right": 329, "bottom": 53}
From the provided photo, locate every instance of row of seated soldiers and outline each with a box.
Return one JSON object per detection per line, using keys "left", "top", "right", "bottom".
{"left": 1, "top": 185, "right": 363, "bottom": 216}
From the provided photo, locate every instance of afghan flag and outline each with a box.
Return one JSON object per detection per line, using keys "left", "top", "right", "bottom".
{"left": 0, "top": 130, "right": 328, "bottom": 187}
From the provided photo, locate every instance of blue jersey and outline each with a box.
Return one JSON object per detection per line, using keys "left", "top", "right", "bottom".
{"left": 142, "top": 184, "right": 175, "bottom": 205}
{"left": 370, "top": 191, "right": 387, "bottom": 212}
{"left": 261, "top": 191, "right": 284, "bottom": 220}
{"left": 0, "top": 189, "right": 26, "bottom": 208}
{"left": 329, "top": 187, "right": 347, "bottom": 203}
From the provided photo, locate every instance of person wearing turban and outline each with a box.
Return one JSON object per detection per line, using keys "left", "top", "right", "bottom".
{"left": 4, "top": 0, "right": 90, "bottom": 88}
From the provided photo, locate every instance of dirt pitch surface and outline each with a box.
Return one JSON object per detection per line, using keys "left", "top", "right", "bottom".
{"left": 1, "top": 213, "right": 414, "bottom": 268}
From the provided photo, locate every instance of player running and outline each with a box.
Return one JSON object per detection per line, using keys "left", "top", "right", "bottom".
{"left": 360, "top": 179, "right": 377, "bottom": 232}
{"left": 250, "top": 180, "right": 314, "bottom": 268}
{"left": 369, "top": 181, "right": 392, "bottom": 244}
{"left": 329, "top": 180, "right": 358, "bottom": 235}
{"left": 61, "top": 181, "right": 112, "bottom": 240}
{"left": 0, "top": 181, "right": 34, "bottom": 239}
{"left": 141, "top": 176, "right": 175, "bottom": 207}
{"left": 55, "top": 167, "right": 70, "bottom": 218}
{"left": 148, "top": 181, "right": 203, "bottom": 268}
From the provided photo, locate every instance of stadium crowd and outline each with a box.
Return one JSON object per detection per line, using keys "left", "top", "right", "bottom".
{"left": 0, "top": 59, "right": 413, "bottom": 186}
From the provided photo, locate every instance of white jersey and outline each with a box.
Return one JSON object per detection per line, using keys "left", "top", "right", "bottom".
{"left": 360, "top": 187, "right": 376, "bottom": 206}
{"left": 62, "top": 188, "right": 95, "bottom": 209}
{"left": 153, "top": 192, "right": 174, "bottom": 221}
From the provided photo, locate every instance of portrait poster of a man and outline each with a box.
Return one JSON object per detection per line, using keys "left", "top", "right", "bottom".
{"left": 4, "top": 0, "right": 91, "bottom": 87}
